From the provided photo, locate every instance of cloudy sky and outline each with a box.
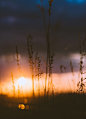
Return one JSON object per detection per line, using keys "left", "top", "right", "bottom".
{"left": 0, "top": 0, "right": 86, "bottom": 82}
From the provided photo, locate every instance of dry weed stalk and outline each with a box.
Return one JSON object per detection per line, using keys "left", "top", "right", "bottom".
{"left": 18, "top": 84, "right": 20, "bottom": 103}
{"left": 35, "top": 52, "right": 43, "bottom": 97}
{"left": 38, "top": 0, "right": 55, "bottom": 99}
{"left": 77, "top": 54, "right": 86, "bottom": 92}
{"left": 45, "top": 0, "right": 53, "bottom": 94}
{"left": 27, "top": 35, "right": 34, "bottom": 97}
{"left": 77, "top": 33, "right": 86, "bottom": 93}
{"left": 77, "top": 33, "right": 86, "bottom": 118}
{"left": 48, "top": 53, "right": 55, "bottom": 96}
{"left": 11, "top": 72, "right": 15, "bottom": 97}
{"left": 16, "top": 44, "right": 21, "bottom": 73}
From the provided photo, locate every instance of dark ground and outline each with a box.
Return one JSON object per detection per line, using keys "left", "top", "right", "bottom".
{"left": 0, "top": 93, "right": 86, "bottom": 119}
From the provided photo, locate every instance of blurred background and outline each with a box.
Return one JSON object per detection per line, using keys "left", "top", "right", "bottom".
{"left": 0, "top": 0, "right": 86, "bottom": 95}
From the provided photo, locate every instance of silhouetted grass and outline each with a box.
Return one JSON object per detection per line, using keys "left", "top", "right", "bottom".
{"left": 1, "top": 0, "right": 86, "bottom": 119}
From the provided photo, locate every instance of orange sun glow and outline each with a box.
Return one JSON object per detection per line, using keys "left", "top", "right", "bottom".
{"left": 18, "top": 77, "right": 27, "bottom": 87}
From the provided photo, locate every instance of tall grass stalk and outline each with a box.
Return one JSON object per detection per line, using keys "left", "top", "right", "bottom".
{"left": 45, "top": 0, "right": 52, "bottom": 95}
{"left": 35, "top": 52, "right": 43, "bottom": 98}
{"left": 70, "top": 60, "right": 75, "bottom": 92}
{"left": 38, "top": 0, "right": 54, "bottom": 101}
{"left": 77, "top": 33, "right": 86, "bottom": 93}
{"left": 27, "top": 35, "right": 34, "bottom": 97}
{"left": 77, "top": 33, "right": 86, "bottom": 118}
{"left": 16, "top": 44, "right": 21, "bottom": 73}
{"left": 18, "top": 84, "right": 20, "bottom": 103}
{"left": 11, "top": 72, "right": 15, "bottom": 97}
{"left": 48, "top": 53, "right": 55, "bottom": 96}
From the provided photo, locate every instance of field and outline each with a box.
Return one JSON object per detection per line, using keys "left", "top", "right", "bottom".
{"left": 0, "top": 93, "right": 86, "bottom": 119}
{"left": 0, "top": 0, "right": 86, "bottom": 119}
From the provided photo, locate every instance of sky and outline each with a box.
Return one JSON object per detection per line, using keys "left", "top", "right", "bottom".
{"left": 0, "top": 0, "right": 86, "bottom": 82}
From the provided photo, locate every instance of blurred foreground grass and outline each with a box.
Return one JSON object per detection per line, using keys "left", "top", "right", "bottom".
{"left": 0, "top": 93, "right": 86, "bottom": 119}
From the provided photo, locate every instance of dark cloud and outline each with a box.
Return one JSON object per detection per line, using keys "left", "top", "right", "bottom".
{"left": 0, "top": 0, "right": 86, "bottom": 58}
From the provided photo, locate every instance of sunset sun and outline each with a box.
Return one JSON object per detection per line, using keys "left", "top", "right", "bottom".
{"left": 18, "top": 77, "right": 27, "bottom": 87}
